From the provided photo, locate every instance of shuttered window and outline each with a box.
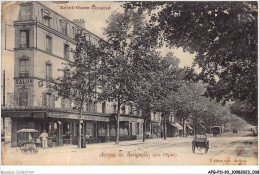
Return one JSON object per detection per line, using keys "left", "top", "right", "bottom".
{"left": 64, "top": 44, "right": 70, "bottom": 60}
{"left": 20, "top": 30, "right": 29, "bottom": 48}
{"left": 102, "top": 102, "right": 106, "bottom": 113}
{"left": 46, "top": 36, "right": 52, "bottom": 53}
{"left": 61, "top": 20, "right": 67, "bottom": 35}
{"left": 113, "top": 104, "right": 117, "bottom": 113}
{"left": 61, "top": 98, "right": 65, "bottom": 108}
{"left": 19, "top": 59, "right": 29, "bottom": 78}
{"left": 42, "top": 93, "right": 55, "bottom": 107}
{"left": 92, "top": 102, "right": 97, "bottom": 113}
{"left": 46, "top": 63, "right": 52, "bottom": 80}
{"left": 19, "top": 90, "right": 28, "bottom": 106}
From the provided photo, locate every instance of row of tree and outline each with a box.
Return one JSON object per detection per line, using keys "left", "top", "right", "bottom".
{"left": 123, "top": 1, "right": 257, "bottom": 125}
{"left": 54, "top": 2, "right": 256, "bottom": 148}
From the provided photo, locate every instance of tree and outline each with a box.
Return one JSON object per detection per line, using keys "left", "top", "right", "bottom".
{"left": 123, "top": 1, "right": 258, "bottom": 125}
{"left": 167, "top": 80, "right": 232, "bottom": 136}
{"left": 133, "top": 52, "right": 181, "bottom": 141}
{"left": 54, "top": 34, "right": 104, "bottom": 148}
{"left": 172, "top": 81, "right": 208, "bottom": 136}
{"left": 99, "top": 11, "right": 155, "bottom": 144}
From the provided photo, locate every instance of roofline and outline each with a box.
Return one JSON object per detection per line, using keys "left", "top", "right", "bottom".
{"left": 33, "top": 1, "right": 103, "bottom": 40}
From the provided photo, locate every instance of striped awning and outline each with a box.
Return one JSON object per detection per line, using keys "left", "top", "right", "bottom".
{"left": 172, "top": 123, "right": 183, "bottom": 130}
{"left": 187, "top": 125, "right": 193, "bottom": 130}
{"left": 200, "top": 123, "right": 205, "bottom": 129}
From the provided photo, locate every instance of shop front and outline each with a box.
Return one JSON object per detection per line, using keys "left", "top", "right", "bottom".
{"left": 108, "top": 115, "right": 144, "bottom": 141}
{"left": 2, "top": 107, "right": 144, "bottom": 147}
{"left": 1, "top": 109, "right": 77, "bottom": 147}
{"left": 146, "top": 122, "right": 161, "bottom": 139}
{"left": 85, "top": 121, "right": 109, "bottom": 143}
{"left": 167, "top": 122, "right": 183, "bottom": 137}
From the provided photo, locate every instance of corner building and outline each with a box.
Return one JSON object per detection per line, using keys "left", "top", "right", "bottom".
{"left": 2, "top": 2, "right": 144, "bottom": 147}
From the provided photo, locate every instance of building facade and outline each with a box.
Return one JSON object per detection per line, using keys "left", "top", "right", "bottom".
{"left": 1, "top": 2, "right": 144, "bottom": 147}
{"left": 146, "top": 111, "right": 162, "bottom": 139}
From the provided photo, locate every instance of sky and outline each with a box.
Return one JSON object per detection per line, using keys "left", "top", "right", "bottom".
{"left": 1, "top": 1, "right": 196, "bottom": 98}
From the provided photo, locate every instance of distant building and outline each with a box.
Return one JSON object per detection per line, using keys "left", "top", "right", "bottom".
{"left": 146, "top": 111, "right": 162, "bottom": 138}
{"left": 1, "top": 2, "right": 143, "bottom": 147}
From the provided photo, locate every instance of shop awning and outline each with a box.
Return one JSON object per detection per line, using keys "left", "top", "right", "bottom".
{"left": 187, "top": 125, "right": 193, "bottom": 130}
{"left": 172, "top": 123, "right": 183, "bottom": 130}
{"left": 17, "top": 129, "right": 39, "bottom": 133}
{"left": 200, "top": 124, "right": 205, "bottom": 129}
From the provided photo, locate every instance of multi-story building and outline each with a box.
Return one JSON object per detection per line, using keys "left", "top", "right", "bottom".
{"left": 166, "top": 111, "right": 183, "bottom": 137}
{"left": 146, "top": 111, "right": 162, "bottom": 138}
{"left": 1, "top": 2, "right": 144, "bottom": 147}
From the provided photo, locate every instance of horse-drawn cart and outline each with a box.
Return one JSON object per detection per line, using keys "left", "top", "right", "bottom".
{"left": 192, "top": 134, "right": 209, "bottom": 154}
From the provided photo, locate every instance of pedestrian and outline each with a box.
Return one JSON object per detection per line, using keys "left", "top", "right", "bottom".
{"left": 39, "top": 130, "right": 48, "bottom": 149}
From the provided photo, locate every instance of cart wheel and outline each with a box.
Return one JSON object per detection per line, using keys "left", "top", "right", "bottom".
{"left": 205, "top": 147, "right": 208, "bottom": 154}
{"left": 192, "top": 146, "right": 195, "bottom": 153}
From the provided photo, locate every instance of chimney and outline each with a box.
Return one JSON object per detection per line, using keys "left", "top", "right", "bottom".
{"left": 73, "top": 19, "right": 86, "bottom": 29}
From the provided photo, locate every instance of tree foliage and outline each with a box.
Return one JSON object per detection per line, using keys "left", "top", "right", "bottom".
{"left": 123, "top": 1, "right": 258, "bottom": 125}
{"left": 99, "top": 10, "right": 164, "bottom": 144}
{"left": 54, "top": 34, "right": 104, "bottom": 148}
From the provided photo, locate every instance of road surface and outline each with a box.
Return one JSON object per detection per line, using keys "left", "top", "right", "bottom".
{"left": 1, "top": 132, "right": 258, "bottom": 165}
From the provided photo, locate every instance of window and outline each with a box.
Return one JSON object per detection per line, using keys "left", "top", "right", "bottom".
{"left": 86, "top": 100, "right": 92, "bottom": 112}
{"left": 98, "top": 123, "right": 106, "bottom": 136}
{"left": 67, "top": 99, "right": 71, "bottom": 109}
{"left": 121, "top": 106, "right": 126, "bottom": 115}
{"left": 19, "top": 59, "right": 29, "bottom": 78}
{"left": 20, "top": 30, "right": 29, "bottom": 48}
{"left": 86, "top": 123, "right": 94, "bottom": 136}
{"left": 46, "top": 36, "right": 52, "bottom": 53}
{"left": 46, "top": 63, "right": 52, "bottom": 81}
{"left": 129, "top": 104, "right": 133, "bottom": 114}
{"left": 137, "top": 110, "right": 140, "bottom": 117}
{"left": 62, "top": 98, "right": 71, "bottom": 109}
{"left": 61, "top": 20, "right": 67, "bottom": 35}
{"left": 102, "top": 102, "right": 106, "bottom": 113}
{"left": 19, "top": 90, "right": 28, "bottom": 106}
{"left": 61, "top": 98, "right": 65, "bottom": 109}
{"left": 64, "top": 44, "right": 70, "bottom": 60}
{"left": 92, "top": 101, "right": 97, "bottom": 113}
{"left": 136, "top": 123, "right": 140, "bottom": 135}
{"left": 73, "top": 27, "right": 80, "bottom": 39}
{"left": 42, "top": 10, "right": 51, "bottom": 27}
{"left": 43, "top": 17, "right": 51, "bottom": 27}
{"left": 153, "top": 112, "right": 156, "bottom": 121}
{"left": 85, "top": 33, "right": 91, "bottom": 41}
{"left": 42, "top": 93, "right": 55, "bottom": 107}
{"left": 113, "top": 104, "right": 117, "bottom": 113}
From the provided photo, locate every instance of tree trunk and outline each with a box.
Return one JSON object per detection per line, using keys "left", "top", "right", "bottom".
{"left": 209, "top": 120, "right": 212, "bottom": 136}
{"left": 116, "top": 96, "right": 120, "bottom": 145}
{"left": 78, "top": 108, "right": 82, "bottom": 148}
{"left": 193, "top": 118, "right": 196, "bottom": 136}
{"left": 182, "top": 116, "right": 185, "bottom": 137}
{"left": 163, "top": 111, "right": 166, "bottom": 140}
{"left": 143, "top": 117, "right": 146, "bottom": 142}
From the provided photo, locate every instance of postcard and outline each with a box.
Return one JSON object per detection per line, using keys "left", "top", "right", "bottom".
{"left": 1, "top": 1, "right": 258, "bottom": 170}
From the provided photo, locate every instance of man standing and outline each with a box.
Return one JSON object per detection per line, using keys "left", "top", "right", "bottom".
{"left": 39, "top": 130, "right": 48, "bottom": 148}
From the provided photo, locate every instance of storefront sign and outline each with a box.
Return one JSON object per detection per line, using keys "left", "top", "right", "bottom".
{"left": 84, "top": 115, "right": 109, "bottom": 122}
{"left": 15, "top": 78, "right": 33, "bottom": 88}
{"left": 119, "top": 116, "right": 143, "bottom": 122}
{"left": 47, "top": 112, "right": 109, "bottom": 122}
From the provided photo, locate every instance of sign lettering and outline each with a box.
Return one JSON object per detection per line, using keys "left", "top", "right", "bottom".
{"left": 15, "top": 79, "right": 33, "bottom": 88}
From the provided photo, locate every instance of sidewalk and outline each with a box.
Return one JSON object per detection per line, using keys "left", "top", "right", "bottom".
{"left": 2, "top": 136, "right": 193, "bottom": 154}
{"left": 1, "top": 133, "right": 257, "bottom": 165}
